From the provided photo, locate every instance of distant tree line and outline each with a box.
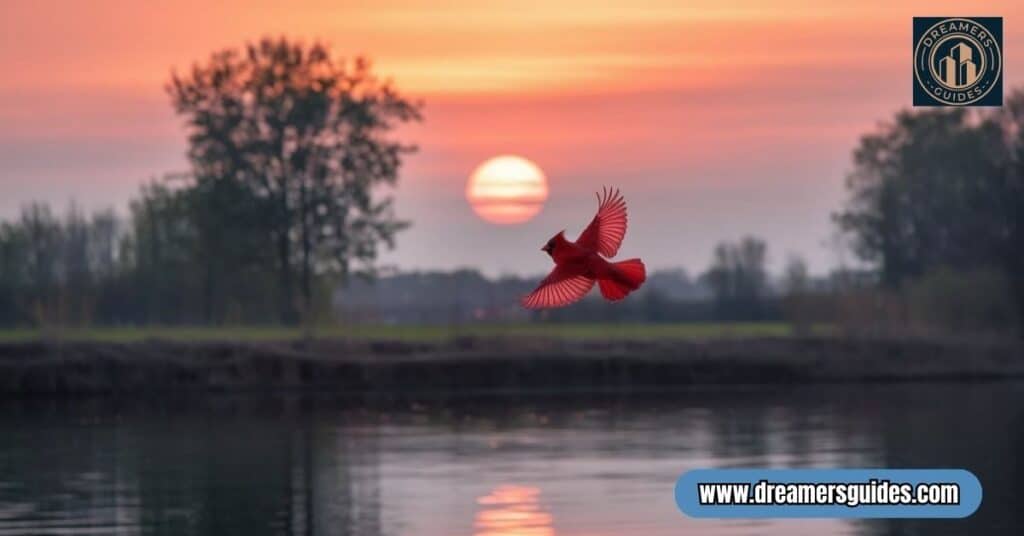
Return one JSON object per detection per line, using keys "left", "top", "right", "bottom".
{"left": 335, "top": 244, "right": 859, "bottom": 325}
{"left": 700, "top": 236, "right": 771, "bottom": 321}
{"left": 337, "top": 267, "right": 716, "bottom": 324}
{"left": 0, "top": 199, "right": 848, "bottom": 327}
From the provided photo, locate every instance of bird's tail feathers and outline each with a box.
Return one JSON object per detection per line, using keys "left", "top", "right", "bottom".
{"left": 598, "top": 258, "right": 646, "bottom": 301}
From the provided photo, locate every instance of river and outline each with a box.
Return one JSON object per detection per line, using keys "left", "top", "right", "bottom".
{"left": 1, "top": 382, "right": 1021, "bottom": 535}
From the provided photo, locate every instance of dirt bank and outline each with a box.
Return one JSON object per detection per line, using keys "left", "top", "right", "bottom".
{"left": 0, "top": 336, "right": 1021, "bottom": 396}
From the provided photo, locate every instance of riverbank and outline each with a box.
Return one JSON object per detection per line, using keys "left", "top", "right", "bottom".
{"left": 0, "top": 335, "right": 1021, "bottom": 396}
{"left": 0, "top": 322, "right": 797, "bottom": 343}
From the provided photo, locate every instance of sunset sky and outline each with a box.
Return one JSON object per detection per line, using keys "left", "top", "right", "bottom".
{"left": 1, "top": 0, "right": 1021, "bottom": 277}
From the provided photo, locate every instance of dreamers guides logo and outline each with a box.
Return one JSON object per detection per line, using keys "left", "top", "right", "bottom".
{"left": 913, "top": 17, "right": 1002, "bottom": 106}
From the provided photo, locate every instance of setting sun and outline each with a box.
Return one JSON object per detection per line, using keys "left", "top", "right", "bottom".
{"left": 466, "top": 155, "right": 549, "bottom": 225}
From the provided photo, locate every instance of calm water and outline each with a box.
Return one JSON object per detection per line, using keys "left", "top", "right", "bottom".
{"left": 1, "top": 382, "right": 1022, "bottom": 535}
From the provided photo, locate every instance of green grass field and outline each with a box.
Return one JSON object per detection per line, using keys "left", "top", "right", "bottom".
{"left": 0, "top": 322, "right": 809, "bottom": 344}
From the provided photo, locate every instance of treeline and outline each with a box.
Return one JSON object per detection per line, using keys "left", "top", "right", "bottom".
{"left": 336, "top": 237, "right": 869, "bottom": 325}
{"left": 0, "top": 183, "right": 278, "bottom": 325}
{"left": 0, "top": 202, "right": 833, "bottom": 327}
{"left": 0, "top": 204, "right": 123, "bottom": 326}
{"left": 337, "top": 266, "right": 717, "bottom": 324}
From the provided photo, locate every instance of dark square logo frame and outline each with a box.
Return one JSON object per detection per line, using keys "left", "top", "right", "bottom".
{"left": 913, "top": 17, "right": 1002, "bottom": 106}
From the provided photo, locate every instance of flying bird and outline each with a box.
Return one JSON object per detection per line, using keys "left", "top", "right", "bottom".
{"left": 522, "top": 187, "right": 646, "bottom": 309}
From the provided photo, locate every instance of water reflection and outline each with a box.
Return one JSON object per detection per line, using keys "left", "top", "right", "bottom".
{"left": 475, "top": 485, "right": 554, "bottom": 536}
{"left": 0, "top": 382, "right": 1021, "bottom": 535}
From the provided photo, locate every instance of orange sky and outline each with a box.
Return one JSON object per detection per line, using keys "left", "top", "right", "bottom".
{"left": 1, "top": 0, "right": 1021, "bottom": 275}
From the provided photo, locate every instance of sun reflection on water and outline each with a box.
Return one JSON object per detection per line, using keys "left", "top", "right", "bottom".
{"left": 475, "top": 485, "right": 555, "bottom": 536}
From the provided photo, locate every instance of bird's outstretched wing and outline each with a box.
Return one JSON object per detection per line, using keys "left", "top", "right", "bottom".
{"left": 576, "top": 187, "right": 628, "bottom": 258}
{"left": 521, "top": 265, "right": 595, "bottom": 309}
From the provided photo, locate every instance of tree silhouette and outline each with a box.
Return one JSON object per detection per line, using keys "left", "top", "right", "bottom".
{"left": 835, "top": 92, "right": 1024, "bottom": 329}
{"left": 833, "top": 108, "right": 1007, "bottom": 288}
{"left": 167, "top": 37, "right": 421, "bottom": 323}
{"left": 701, "top": 236, "right": 770, "bottom": 321}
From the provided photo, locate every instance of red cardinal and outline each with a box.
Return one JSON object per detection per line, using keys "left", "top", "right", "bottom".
{"left": 522, "top": 187, "right": 646, "bottom": 309}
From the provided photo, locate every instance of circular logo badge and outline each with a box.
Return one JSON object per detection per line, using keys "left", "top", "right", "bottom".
{"left": 914, "top": 18, "right": 1001, "bottom": 105}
